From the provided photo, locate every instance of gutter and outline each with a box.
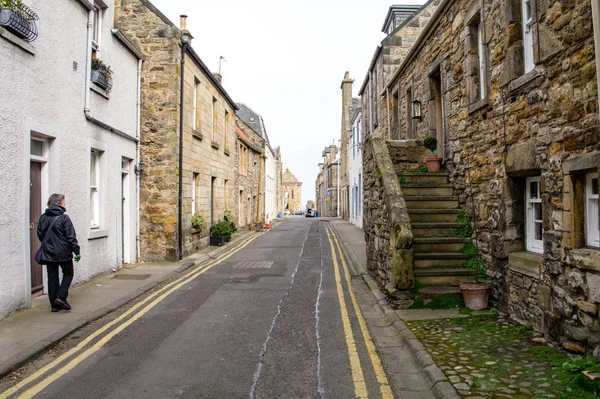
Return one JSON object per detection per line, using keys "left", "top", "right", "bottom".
{"left": 178, "top": 41, "right": 188, "bottom": 260}
{"left": 358, "top": 45, "right": 382, "bottom": 96}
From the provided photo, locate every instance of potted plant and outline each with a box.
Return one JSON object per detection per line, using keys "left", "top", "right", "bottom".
{"left": 209, "top": 220, "right": 232, "bottom": 246}
{"left": 460, "top": 256, "right": 492, "bottom": 310}
{"left": 223, "top": 210, "right": 237, "bottom": 241}
{"left": 0, "top": 0, "right": 38, "bottom": 42}
{"left": 423, "top": 136, "right": 442, "bottom": 172}
{"left": 191, "top": 212, "right": 205, "bottom": 233}
{"left": 91, "top": 58, "right": 113, "bottom": 91}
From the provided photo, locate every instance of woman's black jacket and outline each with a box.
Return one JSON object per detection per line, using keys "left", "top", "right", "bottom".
{"left": 37, "top": 206, "right": 80, "bottom": 263}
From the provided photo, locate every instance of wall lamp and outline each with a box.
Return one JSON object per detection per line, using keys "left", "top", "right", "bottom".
{"left": 411, "top": 99, "right": 422, "bottom": 120}
{"left": 135, "top": 160, "right": 145, "bottom": 175}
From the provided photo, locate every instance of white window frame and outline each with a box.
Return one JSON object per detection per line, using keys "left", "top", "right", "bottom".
{"left": 92, "top": 4, "right": 102, "bottom": 55}
{"left": 192, "top": 80, "right": 199, "bottom": 131}
{"left": 526, "top": 176, "right": 543, "bottom": 253}
{"left": 211, "top": 97, "right": 217, "bottom": 141}
{"left": 90, "top": 149, "right": 101, "bottom": 229}
{"left": 477, "top": 20, "right": 486, "bottom": 100}
{"left": 586, "top": 172, "right": 599, "bottom": 248}
{"left": 522, "top": 0, "right": 535, "bottom": 73}
{"left": 192, "top": 172, "right": 199, "bottom": 214}
{"left": 224, "top": 110, "right": 229, "bottom": 149}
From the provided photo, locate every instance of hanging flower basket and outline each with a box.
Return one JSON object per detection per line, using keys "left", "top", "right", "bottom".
{"left": 0, "top": 0, "right": 39, "bottom": 42}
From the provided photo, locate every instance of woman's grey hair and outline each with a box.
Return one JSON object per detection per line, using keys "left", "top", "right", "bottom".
{"left": 47, "top": 193, "right": 65, "bottom": 207}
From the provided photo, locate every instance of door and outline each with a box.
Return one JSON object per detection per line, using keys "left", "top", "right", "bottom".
{"left": 29, "top": 161, "right": 43, "bottom": 293}
{"left": 121, "top": 165, "right": 131, "bottom": 264}
{"left": 430, "top": 69, "right": 445, "bottom": 158}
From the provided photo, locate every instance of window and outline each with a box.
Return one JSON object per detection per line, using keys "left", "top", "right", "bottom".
{"left": 224, "top": 110, "right": 229, "bottom": 149}
{"left": 211, "top": 97, "right": 217, "bottom": 141}
{"left": 224, "top": 179, "right": 229, "bottom": 210}
{"left": 352, "top": 128, "right": 355, "bottom": 158}
{"left": 92, "top": 4, "right": 102, "bottom": 58}
{"left": 358, "top": 173, "right": 362, "bottom": 215}
{"left": 193, "top": 79, "right": 200, "bottom": 131}
{"left": 90, "top": 150, "right": 101, "bottom": 228}
{"left": 466, "top": 13, "right": 487, "bottom": 104}
{"left": 192, "top": 172, "right": 199, "bottom": 213}
{"left": 586, "top": 172, "right": 599, "bottom": 248}
{"left": 405, "top": 87, "right": 413, "bottom": 139}
{"left": 526, "top": 176, "right": 543, "bottom": 253}
{"left": 239, "top": 143, "right": 248, "bottom": 175}
{"left": 522, "top": 0, "right": 535, "bottom": 73}
{"left": 477, "top": 21, "right": 486, "bottom": 100}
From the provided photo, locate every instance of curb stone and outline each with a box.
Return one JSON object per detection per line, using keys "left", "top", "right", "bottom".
{"left": 329, "top": 222, "right": 459, "bottom": 399}
{"left": 0, "top": 232, "right": 256, "bottom": 379}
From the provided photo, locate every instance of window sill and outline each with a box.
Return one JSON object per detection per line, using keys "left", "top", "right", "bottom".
{"left": 508, "top": 70, "right": 543, "bottom": 94}
{"left": 468, "top": 98, "right": 489, "bottom": 114}
{"left": 88, "top": 229, "right": 108, "bottom": 240}
{"left": 91, "top": 84, "right": 110, "bottom": 99}
{"left": 192, "top": 130, "right": 203, "bottom": 140}
{"left": 508, "top": 251, "right": 542, "bottom": 279}
{"left": 224, "top": 148, "right": 230, "bottom": 156}
{"left": 211, "top": 141, "right": 220, "bottom": 150}
{"left": 0, "top": 26, "right": 35, "bottom": 55}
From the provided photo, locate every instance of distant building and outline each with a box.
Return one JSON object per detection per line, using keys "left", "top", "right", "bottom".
{"left": 315, "top": 145, "right": 339, "bottom": 217}
{"left": 282, "top": 169, "right": 302, "bottom": 213}
{"left": 348, "top": 105, "right": 363, "bottom": 228}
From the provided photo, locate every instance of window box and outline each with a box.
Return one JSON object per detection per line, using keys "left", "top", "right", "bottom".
{"left": 0, "top": 2, "right": 38, "bottom": 42}
{"left": 91, "top": 70, "right": 112, "bottom": 92}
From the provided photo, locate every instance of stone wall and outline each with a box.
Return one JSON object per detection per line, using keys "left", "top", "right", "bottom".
{"left": 380, "top": 0, "right": 600, "bottom": 356}
{"left": 236, "top": 117, "right": 265, "bottom": 229}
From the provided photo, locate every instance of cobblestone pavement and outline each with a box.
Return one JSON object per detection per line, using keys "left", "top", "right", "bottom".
{"left": 406, "top": 313, "right": 600, "bottom": 399}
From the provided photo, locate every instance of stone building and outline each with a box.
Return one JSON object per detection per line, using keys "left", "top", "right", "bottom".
{"left": 282, "top": 169, "right": 302, "bottom": 213}
{"left": 339, "top": 72, "right": 353, "bottom": 221}
{"left": 358, "top": 2, "right": 440, "bottom": 140}
{"left": 0, "top": 0, "right": 141, "bottom": 319}
{"left": 235, "top": 116, "right": 263, "bottom": 229}
{"left": 363, "top": 0, "right": 600, "bottom": 358}
{"left": 275, "top": 146, "right": 284, "bottom": 217}
{"left": 315, "top": 145, "right": 340, "bottom": 217}
{"left": 116, "top": 2, "right": 238, "bottom": 261}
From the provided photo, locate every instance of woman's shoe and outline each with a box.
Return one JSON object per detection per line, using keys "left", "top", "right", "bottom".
{"left": 51, "top": 307, "right": 60, "bottom": 312}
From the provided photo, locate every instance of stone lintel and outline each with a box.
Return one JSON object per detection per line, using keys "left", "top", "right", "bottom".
{"left": 506, "top": 141, "right": 540, "bottom": 177}
{"left": 563, "top": 152, "right": 600, "bottom": 174}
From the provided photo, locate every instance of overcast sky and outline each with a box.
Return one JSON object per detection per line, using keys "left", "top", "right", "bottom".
{"left": 152, "top": 0, "right": 425, "bottom": 205}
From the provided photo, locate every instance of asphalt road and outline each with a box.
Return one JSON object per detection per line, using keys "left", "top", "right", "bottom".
{"left": 2, "top": 219, "right": 400, "bottom": 398}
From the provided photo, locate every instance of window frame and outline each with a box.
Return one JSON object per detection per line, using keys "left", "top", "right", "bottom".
{"left": 211, "top": 97, "right": 217, "bottom": 142}
{"left": 90, "top": 149, "right": 101, "bottom": 229}
{"left": 586, "top": 172, "right": 599, "bottom": 248}
{"left": 193, "top": 79, "right": 200, "bottom": 131}
{"left": 525, "top": 176, "right": 543, "bottom": 253}
{"left": 521, "top": 0, "right": 535, "bottom": 73}
{"left": 92, "top": 4, "right": 102, "bottom": 58}
{"left": 477, "top": 20, "right": 486, "bottom": 101}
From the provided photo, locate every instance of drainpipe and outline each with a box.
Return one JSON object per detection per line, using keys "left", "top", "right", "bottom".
{"left": 178, "top": 41, "right": 187, "bottom": 260}
{"left": 368, "top": 70, "right": 374, "bottom": 134}
{"left": 256, "top": 153, "right": 263, "bottom": 224}
{"left": 135, "top": 58, "right": 142, "bottom": 263}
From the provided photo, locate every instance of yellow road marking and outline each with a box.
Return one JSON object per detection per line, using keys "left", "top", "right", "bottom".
{"left": 1, "top": 233, "right": 263, "bottom": 399}
{"left": 325, "top": 226, "right": 368, "bottom": 398}
{"left": 328, "top": 225, "right": 394, "bottom": 399}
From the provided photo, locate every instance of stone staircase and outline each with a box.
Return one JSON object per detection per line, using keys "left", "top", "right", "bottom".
{"left": 398, "top": 172, "right": 476, "bottom": 296}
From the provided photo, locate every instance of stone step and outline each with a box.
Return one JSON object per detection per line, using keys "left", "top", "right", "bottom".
{"left": 408, "top": 209, "right": 461, "bottom": 223}
{"left": 416, "top": 285, "right": 463, "bottom": 299}
{"left": 413, "top": 237, "right": 470, "bottom": 252}
{"left": 412, "top": 223, "right": 461, "bottom": 237}
{"left": 401, "top": 184, "right": 454, "bottom": 196}
{"left": 405, "top": 196, "right": 459, "bottom": 209}
{"left": 414, "top": 252, "right": 469, "bottom": 268}
{"left": 415, "top": 268, "right": 477, "bottom": 286}
{"left": 397, "top": 172, "right": 448, "bottom": 185}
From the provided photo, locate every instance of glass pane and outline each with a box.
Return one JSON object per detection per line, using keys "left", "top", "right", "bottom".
{"left": 534, "top": 203, "right": 542, "bottom": 221}
{"left": 121, "top": 158, "right": 129, "bottom": 170}
{"left": 593, "top": 178, "right": 599, "bottom": 195}
{"left": 90, "top": 152, "right": 97, "bottom": 186}
{"left": 31, "top": 139, "right": 43, "bottom": 156}
{"left": 90, "top": 190, "right": 95, "bottom": 223}
{"left": 535, "top": 222, "right": 542, "bottom": 241}
{"left": 530, "top": 181, "right": 538, "bottom": 199}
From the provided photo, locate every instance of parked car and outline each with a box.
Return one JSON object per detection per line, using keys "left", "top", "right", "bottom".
{"left": 293, "top": 210, "right": 304, "bottom": 216}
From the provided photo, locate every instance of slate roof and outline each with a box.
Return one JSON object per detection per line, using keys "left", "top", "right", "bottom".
{"left": 236, "top": 103, "right": 270, "bottom": 145}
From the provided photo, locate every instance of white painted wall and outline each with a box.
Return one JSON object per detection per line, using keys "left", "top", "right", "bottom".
{"left": 348, "top": 112, "right": 363, "bottom": 229}
{"left": 0, "top": 0, "right": 139, "bottom": 319}
{"left": 265, "top": 144, "right": 277, "bottom": 224}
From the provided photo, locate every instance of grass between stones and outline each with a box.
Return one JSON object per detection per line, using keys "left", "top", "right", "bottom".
{"left": 407, "top": 314, "right": 600, "bottom": 398}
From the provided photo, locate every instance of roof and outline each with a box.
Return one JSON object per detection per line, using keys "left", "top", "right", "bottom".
{"left": 236, "top": 103, "right": 270, "bottom": 145}
{"left": 282, "top": 168, "right": 301, "bottom": 184}
{"left": 381, "top": 5, "right": 423, "bottom": 33}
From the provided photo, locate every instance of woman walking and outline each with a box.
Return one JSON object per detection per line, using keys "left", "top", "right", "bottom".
{"left": 37, "top": 194, "right": 81, "bottom": 312}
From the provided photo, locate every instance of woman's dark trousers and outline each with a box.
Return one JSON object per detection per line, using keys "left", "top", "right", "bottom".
{"left": 46, "top": 261, "right": 74, "bottom": 308}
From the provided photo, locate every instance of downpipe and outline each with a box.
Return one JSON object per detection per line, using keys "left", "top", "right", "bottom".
{"left": 178, "top": 42, "right": 187, "bottom": 260}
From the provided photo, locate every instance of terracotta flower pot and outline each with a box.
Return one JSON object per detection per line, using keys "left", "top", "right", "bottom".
{"left": 460, "top": 281, "right": 491, "bottom": 310}
{"left": 425, "top": 157, "right": 442, "bottom": 172}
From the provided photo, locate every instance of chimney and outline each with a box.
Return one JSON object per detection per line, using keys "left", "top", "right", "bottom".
{"left": 213, "top": 72, "right": 223, "bottom": 85}
{"left": 180, "top": 15, "right": 194, "bottom": 44}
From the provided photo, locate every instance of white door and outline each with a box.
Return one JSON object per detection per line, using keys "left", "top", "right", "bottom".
{"left": 526, "top": 176, "right": 543, "bottom": 253}
{"left": 121, "top": 159, "right": 131, "bottom": 264}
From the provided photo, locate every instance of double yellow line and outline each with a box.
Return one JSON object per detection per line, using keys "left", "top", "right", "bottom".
{"left": 325, "top": 224, "right": 393, "bottom": 399}
{"left": 1, "top": 232, "right": 264, "bottom": 399}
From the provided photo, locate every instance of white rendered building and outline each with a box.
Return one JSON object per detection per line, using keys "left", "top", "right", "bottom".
{"left": 265, "top": 143, "right": 277, "bottom": 225}
{"left": 0, "top": 0, "right": 141, "bottom": 319}
{"left": 348, "top": 108, "right": 363, "bottom": 228}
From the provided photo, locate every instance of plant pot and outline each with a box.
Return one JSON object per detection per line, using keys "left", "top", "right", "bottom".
{"left": 210, "top": 236, "right": 225, "bottom": 246}
{"left": 425, "top": 157, "right": 443, "bottom": 172}
{"left": 224, "top": 236, "right": 231, "bottom": 242}
{"left": 91, "top": 70, "right": 113, "bottom": 91}
{"left": 460, "top": 281, "right": 491, "bottom": 310}
{"left": 0, "top": 8, "right": 37, "bottom": 42}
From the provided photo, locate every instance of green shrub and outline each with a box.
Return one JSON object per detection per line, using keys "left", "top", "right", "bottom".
{"left": 455, "top": 209, "right": 474, "bottom": 238}
{"left": 376, "top": 168, "right": 383, "bottom": 181}
{"left": 423, "top": 136, "right": 437, "bottom": 153}
{"left": 191, "top": 213, "right": 205, "bottom": 231}
{"left": 463, "top": 256, "right": 489, "bottom": 282}
{"left": 459, "top": 241, "right": 478, "bottom": 258}
{"left": 223, "top": 210, "right": 237, "bottom": 233}
{"left": 408, "top": 166, "right": 428, "bottom": 173}
{"left": 91, "top": 58, "right": 113, "bottom": 75}
{"left": 210, "top": 220, "right": 232, "bottom": 239}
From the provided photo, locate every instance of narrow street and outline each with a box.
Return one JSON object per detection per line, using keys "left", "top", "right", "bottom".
{"left": 0, "top": 219, "right": 434, "bottom": 399}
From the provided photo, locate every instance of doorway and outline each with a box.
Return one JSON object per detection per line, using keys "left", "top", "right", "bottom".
{"left": 29, "top": 161, "right": 44, "bottom": 293}
{"left": 121, "top": 158, "right": 131, "bottom": 264}
{"left": 210, "top": 176, "right": 216, "bottom": 225}
{"left": 429, "top": 68, "right": 444, "bottom": 158}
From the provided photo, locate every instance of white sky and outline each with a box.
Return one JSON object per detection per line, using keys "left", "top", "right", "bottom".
{"left": 152, "top": 0, "right": 425, "bottom": 205}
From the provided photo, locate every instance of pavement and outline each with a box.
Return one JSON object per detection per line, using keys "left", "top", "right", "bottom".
{"left": 0, "top": 229, "right": 258, "bottom": 379}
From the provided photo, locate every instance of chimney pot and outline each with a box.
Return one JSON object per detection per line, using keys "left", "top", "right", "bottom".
{"left": 180, "top": 15, "right": 187, "bottom": 30}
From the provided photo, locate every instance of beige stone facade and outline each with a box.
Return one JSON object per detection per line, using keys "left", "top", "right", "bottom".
{"left": 364, "top": 0, "right": 600, "bottom": 356}
{"left": 315, "top": 145, "right": 340, "bottom": 217}
{"left": 116, "top": 1, "right": 237, "bottom": 260}
{"left": 282, "top": 169, "right": 302, "bottom": 213}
